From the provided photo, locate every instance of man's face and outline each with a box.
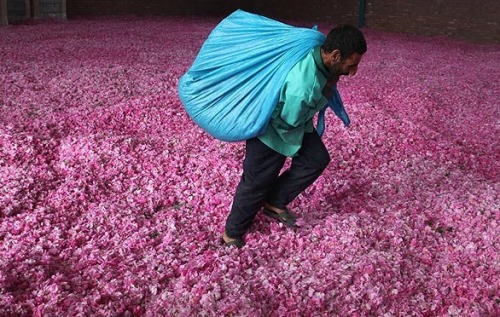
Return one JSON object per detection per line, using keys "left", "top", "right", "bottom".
{"left": 330, "top": 52, "right": 363, "bottom": 77}
{"left": 323, "top": 50, "right": 363, "bottom": 85}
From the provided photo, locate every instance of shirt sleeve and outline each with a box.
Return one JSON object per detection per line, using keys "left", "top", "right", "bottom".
{"left": 269, "top": 93, "right": 315, "bottom": 152}
{"left": 279, "top": 95, "right": 315, "bottom": 127}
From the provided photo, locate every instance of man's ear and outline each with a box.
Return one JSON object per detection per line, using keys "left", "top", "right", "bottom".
{"left": 330, "top": 50, "right": 342, "bottom": 62}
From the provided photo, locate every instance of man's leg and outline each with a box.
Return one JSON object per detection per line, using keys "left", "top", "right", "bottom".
{"left": 225, "top": 137, "right": 286, "bottom": 238}
{"left": 266, "top": 131, "right": 331, "bottom": 210}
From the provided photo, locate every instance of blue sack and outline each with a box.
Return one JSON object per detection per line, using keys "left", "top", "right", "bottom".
{"left": 178, "top": 10, "right": 349, "bottom": 142}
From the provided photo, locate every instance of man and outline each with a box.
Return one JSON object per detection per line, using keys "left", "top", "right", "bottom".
{"left": 223, "top": 25, "right": 367, "bottom": 247}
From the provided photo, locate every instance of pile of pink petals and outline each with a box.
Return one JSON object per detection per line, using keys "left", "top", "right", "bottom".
{"left": 0, "top": 16, "right": 498, "bottom": 316}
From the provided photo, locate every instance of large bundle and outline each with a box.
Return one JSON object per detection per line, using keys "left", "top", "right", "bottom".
{"left": 178, "top": 10, "right": 349, "bottom": 142}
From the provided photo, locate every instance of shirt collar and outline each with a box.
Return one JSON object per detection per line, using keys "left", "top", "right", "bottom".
{"left": 313, "top": 46, "right": 332, "bottom": 78}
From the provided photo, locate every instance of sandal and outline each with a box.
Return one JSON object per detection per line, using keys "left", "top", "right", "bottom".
{"left": 222, "top": 232, "right": 245, "bottom": 248}
{"left": 263, "top": 208, "right": 297, "bottom": 227}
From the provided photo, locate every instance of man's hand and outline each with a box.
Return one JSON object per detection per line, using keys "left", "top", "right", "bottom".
{"left": 322, "top": 76, "right": 339, "bottom": 99}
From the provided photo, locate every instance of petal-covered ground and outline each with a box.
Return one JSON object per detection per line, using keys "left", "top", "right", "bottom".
{"left": 0, "top": 15, "right": 499, "bottom": 317}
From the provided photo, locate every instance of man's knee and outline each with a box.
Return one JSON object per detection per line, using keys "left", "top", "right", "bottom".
{"left": 315, "top": 149, "right": 331, "bottom": 170}
{"left": 300, "top": 132, "right": 331, "bottom": 170}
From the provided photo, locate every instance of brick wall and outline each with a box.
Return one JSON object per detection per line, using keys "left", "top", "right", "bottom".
{"left": 66, "top": 0, "right": 248, "bottom": 17}
{"left": 0, "top": 0, "right": 67, "bottom": 22}
{"left": 64, "top": 0, "right": 499, "bottom": 43}
{"left": 247, "top": 0, "right": 359, "bottom": 26}
{"left": 6, "top": 0, "right": 27, "bottom": 19}
{"left": 66, "top": 0, "right": 359, "bottom": 25}
{"left": 39, "top": 0, "right": 66, "bottom": 18}
{"left": 365, "top": 0, "right": 499, "bottom": 43}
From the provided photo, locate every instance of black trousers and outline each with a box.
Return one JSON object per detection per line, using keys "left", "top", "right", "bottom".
{"left": 225, "top": 131, "right": 331, "bottom": 237}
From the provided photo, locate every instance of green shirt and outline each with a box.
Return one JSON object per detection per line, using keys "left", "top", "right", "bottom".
{"left": 258, "top": 46, "right": 331, "bottom": 157}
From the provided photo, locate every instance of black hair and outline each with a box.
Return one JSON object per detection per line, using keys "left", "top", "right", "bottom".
{"left": 322, "top": 25, "right": 367, "bottom": 59}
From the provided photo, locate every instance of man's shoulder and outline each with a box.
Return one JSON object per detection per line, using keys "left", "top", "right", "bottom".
{"left": 283, "top": 48, "right": 322, "bottom": 96}
{"left": 290, "top": 47, "right": 317, "bottom": 73}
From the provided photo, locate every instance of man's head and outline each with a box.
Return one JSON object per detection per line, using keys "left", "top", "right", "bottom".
{"left": 321, "top": 24, "right": 367, "bottom": 82}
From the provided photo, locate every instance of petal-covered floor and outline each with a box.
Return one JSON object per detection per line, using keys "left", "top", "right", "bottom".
{"left": 0, "top": 16, "right": 498, "bottom": 316}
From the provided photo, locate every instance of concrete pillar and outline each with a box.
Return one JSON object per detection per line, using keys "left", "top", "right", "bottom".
{"left": 0, "top": 0, "right": 7, "bottom": 25}
{"left": 25, "top": 0, "right": 31, "bottom": 18}
{"left": 32, "top": 0, "right": 39, "bottom": 18}
{"left": 61, "top": 0, "right": 66, "bottom": 19}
